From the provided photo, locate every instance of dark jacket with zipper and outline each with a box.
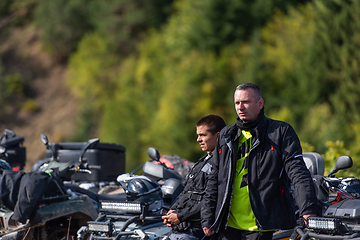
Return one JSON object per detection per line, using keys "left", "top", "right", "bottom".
{"left": 171, "top": 154, "right": 215, "bottom": 237}
{"left": 201, "top": 112, "right": 319, "bottom": 232}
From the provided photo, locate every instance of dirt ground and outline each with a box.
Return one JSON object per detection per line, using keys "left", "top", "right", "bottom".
{"left": 0, "top": 26, "right": 79, "bottom": 171}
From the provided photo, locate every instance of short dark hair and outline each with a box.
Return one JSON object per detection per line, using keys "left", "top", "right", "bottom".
{"left": 236, "top": 83, "right": 262, "bottom": 99}
{"left": 196, "top": 115, "right": 226, "bottom": 134}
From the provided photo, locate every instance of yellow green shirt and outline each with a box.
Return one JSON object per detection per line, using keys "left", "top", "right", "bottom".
{"left": 228, "top": 130, "right": 258, "bottom": 231}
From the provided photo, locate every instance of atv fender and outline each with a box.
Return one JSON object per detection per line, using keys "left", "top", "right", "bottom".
{"left": 37, "top": 195, "right": 98, "bottom": 224}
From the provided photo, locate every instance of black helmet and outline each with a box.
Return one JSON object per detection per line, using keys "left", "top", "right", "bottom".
{"left": 118, "top": 174, "right": 163, "bottom": 203}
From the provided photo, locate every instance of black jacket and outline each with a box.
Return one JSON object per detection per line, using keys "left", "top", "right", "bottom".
{"left": 0, "top": 170, "right": 65, "bottom": 223}
{"left": 171, "top": 154, "right": 214, "bottom": 229}
{"left": 0, "top": 170, "right": 54, "bottom": 223}
{"left": 201, "top": 115, "right": 319, "bottom": 232}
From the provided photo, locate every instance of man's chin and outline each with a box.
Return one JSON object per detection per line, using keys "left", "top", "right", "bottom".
{"left": 240, "top": 117, "right": 249, "bottom": 122}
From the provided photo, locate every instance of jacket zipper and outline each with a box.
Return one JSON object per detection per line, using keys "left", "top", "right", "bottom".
{"left": 247, "top": 137, "right": 262, "bottom": 229}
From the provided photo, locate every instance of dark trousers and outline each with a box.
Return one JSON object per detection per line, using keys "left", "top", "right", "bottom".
{"left": 171, "top": 221, "right": 205, "bottom": 240}
{"left": 220, "top": 227, "right": 274, "bottom": 240}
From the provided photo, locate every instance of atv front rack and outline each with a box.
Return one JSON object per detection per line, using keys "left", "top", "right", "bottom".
{"left": 294, "top": 226, "right": 360, "bottom": 240}
{"left": 78, "top": 214, "right": 167, "bottom": 240}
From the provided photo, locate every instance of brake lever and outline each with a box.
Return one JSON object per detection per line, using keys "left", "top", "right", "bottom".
{"left": 76, "top": 168, "right": 92, "bottom": 174}
{"left": 69, "top": 166, "right": 92, "bottom": 174}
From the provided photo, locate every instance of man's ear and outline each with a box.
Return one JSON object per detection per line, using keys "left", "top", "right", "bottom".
{"left": 258, "top": 98, "right": 264, "bottom": 109}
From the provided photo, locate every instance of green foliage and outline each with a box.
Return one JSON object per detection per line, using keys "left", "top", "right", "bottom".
{"left": 347, "top": 123, "right": 360, "bottom": 177}
{"left": 97, "top": 0, "right": 307, "bottom": 170}
{"left": 0, "top": 0, "right": 38, "bottom": 26}
{"left": 301, "top": 142, "right": 315, "bottom": 153}
{"left": 240, "top": 0, "right": 360, "bottom": 166}
{"left": 0, "top": 0, "right": 12, "bottom": 17}
{"left": 67, "top": 32, "right": 119, "bottom": 107}
{"left": 0, "top": 63, "right": 26, "bottom": 116}
{"left": 250, "top": 5, "right": 327, "bottom": 129}
{"left": 299, "top": 103, "right": 341, "bottom": 154}
{"left": 63, "top": 0, "right": 360, "bottom": 174}
{"left": 4, "top": 74, "right": 24, "bottom": 96}
{"left": 99, "top": 50, "right": 235, "bottom": 171}
{"left": 66, "top": 0, "right": 320, "bottom": 170}
{"left": 34, "top": 0, "right": 96, "bottom": 60}
{"left": 91, "top": 0, "right": 175, "bottom": 55}
{"left": 252, "top": 0, "right": 360, "bottom": 177}
{"left": 66, "top": 32, "right": 120, "bottom": 141}
{"left": 156, "top": 0, "right": 307, "bottom": 54}
{"left": 22, "top": 99, "right": 39, "bottom": 113}
{"left": 68, "top": 99, "right": 98, "bottom": 142}
{"left": 3, "top": 0, "right": 360, "bottom": 177}
{"left": 313, "top": 0, "right": 360, "bottom": 145}
{"left": 0, "top": 72, "right": 25, "bottom": 103}
{"left": 0, "top": 63, "right": 4, "bottom": 115}
{"left": 34, "top": 0, "right": 175, "bottom": 61}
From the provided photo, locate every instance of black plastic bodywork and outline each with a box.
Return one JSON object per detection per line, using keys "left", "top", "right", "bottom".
{"left": 45, "top": 142, "right": 126, "bottom": 182}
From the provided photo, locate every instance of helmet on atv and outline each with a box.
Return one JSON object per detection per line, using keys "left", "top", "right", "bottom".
{"left": 118, "top": 174, "right": 163, "bottom": 203}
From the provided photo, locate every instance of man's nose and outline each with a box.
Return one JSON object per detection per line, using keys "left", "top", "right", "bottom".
{"left": 239, "top": 102, "right": 245, "bottom": 110}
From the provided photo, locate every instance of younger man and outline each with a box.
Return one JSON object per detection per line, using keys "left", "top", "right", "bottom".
{"left": 162, "top": 114, "right": 226, "bottom": 240}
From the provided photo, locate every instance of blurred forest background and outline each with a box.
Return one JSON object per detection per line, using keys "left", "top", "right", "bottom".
{"left": 0, "top": 0, "right": 359, "bottom": 176}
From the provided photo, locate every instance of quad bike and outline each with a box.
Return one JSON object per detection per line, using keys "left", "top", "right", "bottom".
{"left": 0, "top": 135, "right": 127, "bottom": 240}
{"left": 77, "top": 147, "right": 187, "bottom": 240}
{"left": 0, "top": 129, "right": 26, "bottom": 171}
{"left": 32, "top": 133, "right": 126, "bottom": 193}
{"left": 290, "top": 155, "right": 360, "bottom": 240}
{"left": 273, "top": 154, "right": 359, "bottom": 240}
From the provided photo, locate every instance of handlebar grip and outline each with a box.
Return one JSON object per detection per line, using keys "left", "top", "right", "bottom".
{"left": 88, "top": 165, "right": 102, "bottom": 170}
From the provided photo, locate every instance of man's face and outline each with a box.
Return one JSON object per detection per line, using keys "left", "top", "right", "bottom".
{"left": 234, "top": 88, "right": 264, "bottom": 122}
{"left": 196, "top": 125, "right": 219, "bottom": 153}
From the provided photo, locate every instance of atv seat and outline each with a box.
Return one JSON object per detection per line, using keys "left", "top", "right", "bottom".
{"left": 303, "top": 152, "right": 325, "bottom": 176}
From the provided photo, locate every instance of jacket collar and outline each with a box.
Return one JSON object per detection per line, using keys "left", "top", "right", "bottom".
{"left": 236, "top": 107, "right": 265, "bottom": 131}
{"left": 225, "top": 111, "right": 268, "bottom": 144}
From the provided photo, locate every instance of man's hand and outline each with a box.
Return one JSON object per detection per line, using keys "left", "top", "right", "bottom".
{"left": 302, "top": 214, "right": 317, "bottom": 225}
{"left": 162, "top": 210, "right": 180, "bottom": 228}
{"left": 203, "top": 227, "right": 215, "bottom": 236}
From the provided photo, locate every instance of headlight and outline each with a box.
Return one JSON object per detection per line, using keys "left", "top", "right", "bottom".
{"left": 88, "top": 220, "right": 112, "bottom": 233}
{"left": 100, "top": 199, "right": 163, "bottom": 213}
{"left": 100, "top": 201, "right": 142, "bottom": 213}
{"left": 307, "top": 217, "right": 339, "bottom": 231}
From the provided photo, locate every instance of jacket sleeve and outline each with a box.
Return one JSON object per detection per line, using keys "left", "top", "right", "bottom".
{"left": 201, "top": 143, "right": 220, "bottom": 229}
{"left": 170, "top": 162, "right": 201, "bottom": 222}
{"left": 171, "top": 190, "right": 197, "bottom": 222}
{"left": 176, "top": 201, "right": 202, "bottom": 222}
{"left": 282, "top": 125, "right": 320, "bottom": 217}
